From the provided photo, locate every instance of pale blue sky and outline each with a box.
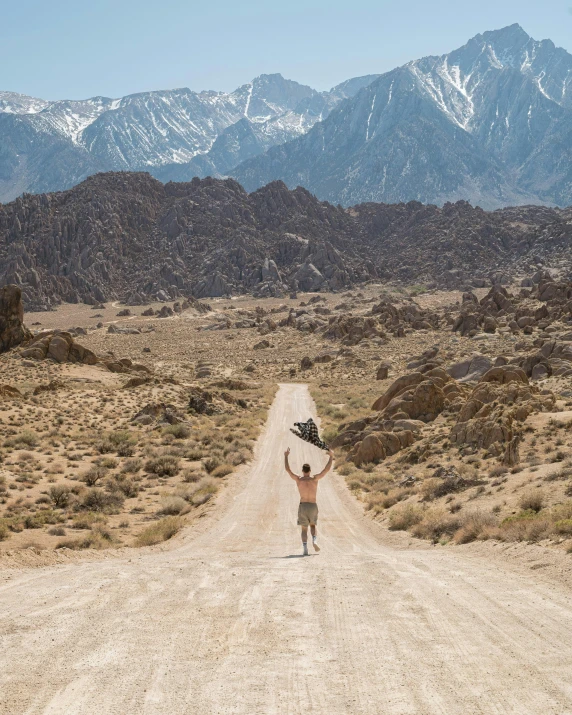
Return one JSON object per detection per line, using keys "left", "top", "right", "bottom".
{"left": 2, "top": 0, "right": 572, "bottom": 100}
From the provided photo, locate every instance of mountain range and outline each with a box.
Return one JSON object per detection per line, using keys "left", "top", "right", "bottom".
{"left": 0, "top": 73, "right": 378, "bottom": 203}
{"left": 233, "top": 24, "right": 572, "bottom": 209}
{"left": 2, "top": 24, "right": 572, "bottom": 209}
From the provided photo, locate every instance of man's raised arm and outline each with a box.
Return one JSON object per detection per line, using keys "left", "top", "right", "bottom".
{"left": 284, "top": 448, "right": 298, "bottom": 480}
{"left": 315, "top": 449, "right": 334, "bottom": 480}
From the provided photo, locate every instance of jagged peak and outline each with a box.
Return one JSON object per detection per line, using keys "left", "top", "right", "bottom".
{"left": 479, "top": 23, "right": 531, "bottom": 44}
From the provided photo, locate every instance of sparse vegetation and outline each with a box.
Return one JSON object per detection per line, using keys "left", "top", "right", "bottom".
{"left": 134, "top": 516, "right": 183, "bottom": 546}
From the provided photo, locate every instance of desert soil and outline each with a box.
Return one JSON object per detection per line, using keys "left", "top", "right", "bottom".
{"left": 2, "top": 383, "right": 572, "bottom": 714}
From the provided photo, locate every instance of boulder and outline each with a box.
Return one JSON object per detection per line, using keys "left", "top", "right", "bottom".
{"left": 381, "top": 380, "right": 445, "bottom": 422}
{"left": 20, "top": 330, "right": 97, "bottom": 365}
{"left": 479, "top": 366, "right": 528, "bottom": 385}
{"left": 372, "top": 372, "right": 425, "bottom": 412}
{"left": 376, "top": 362, "right": 391, "bottom": 380}
{"left": 447, "top": 354, "right": 493, "bottom": 382}
{"left": 351, "top": 434, "right": 386, "bottom": 466}
{"left": 301, "top": 356, "right": 314, "bottom": 370}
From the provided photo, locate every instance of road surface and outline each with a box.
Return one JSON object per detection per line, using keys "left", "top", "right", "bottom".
{"left": 1, "top": 384, "right": 572, "bottom": 714}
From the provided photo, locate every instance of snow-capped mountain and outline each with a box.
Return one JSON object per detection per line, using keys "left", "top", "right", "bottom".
{"left": 233, "top": 25, "right": 572, "bottom": 209}
{"left": 0, "top": 73, "right": 378, "bottom": 202}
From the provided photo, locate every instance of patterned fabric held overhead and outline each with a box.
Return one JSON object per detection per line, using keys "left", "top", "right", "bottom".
{"left": 290, "top": 418, "right": 329, "bottom": 451}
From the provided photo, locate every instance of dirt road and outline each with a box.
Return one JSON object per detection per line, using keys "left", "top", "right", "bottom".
{"left": 2, "top": 384, "right": 572, "bottom": 714}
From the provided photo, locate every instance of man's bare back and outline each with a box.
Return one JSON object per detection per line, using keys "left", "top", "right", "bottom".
{"left": 295, "top": 475, "right": 320, "bottom": 503}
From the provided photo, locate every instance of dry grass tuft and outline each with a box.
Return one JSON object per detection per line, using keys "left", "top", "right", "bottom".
{"left": 134, "top": 516, "right": 183, "bottom": 546}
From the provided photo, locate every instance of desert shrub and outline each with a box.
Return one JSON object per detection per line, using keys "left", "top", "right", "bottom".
{"left": 106, "top": 476, "right": 139, "bottom": 498}
{"left": 188, "top": 477, "right": 218, "bottom": 506}
{"left": 80, "top": 488, "right": 125, "bottom": 514}
{"left": 412, "top": 509, "right": 462, "bottom": 542}
{"left": 546, "top": 466, "right": 572, "bottom": 482}
{"left": 322, "top": 427, "right": 339, "bottom": 444}
{"left": 420, "top": 478, "right": 443, "bottom": 501}
{"left": 489, "top": 465, "right": 508, "bottom": 478}
{"left": 121, "top": 458, "right": 143, "bottom": 474}
{"left": 98, "top": 457, "right": 118, "bottom": 469}
{"left": 97, "top": 430, "right": 137, "bottom": 455}
{"left": 553, "top": 519, "right": 572, "bottom": 535}
{"left": 227, "top": 450, "right": 249, "bottom": 466}
{"left": 48, "top": 526, "right": 66, "bottom": 536}
{"left": 203, "top": 456, "right": 221, "bottom": 474}
{"left": 95, "top": 439, "right": 114, "bottom": 454}
{"left": 163, "top": 424, "right": 191, "bottom": 440}
{"left": 81, "top": 466, "right": 108, "bottom": 487}
{"left": 57, "top": 526, "right": 115, "bottom": 550}
{"left": 134, "top": 516, "right": 183, "bottom": 546}
{"left": 184, "top": 447, "right": 205, "bottom": 461}
{"left": 4, "top": 430, "right": 39, "bottom": 448}
{"left": 144, "top": 455, "right": 180, "bottom": 477}
{"left": 518, "top": 489, "right": 545, "bottom": 513}
{"left": 453, "top": 511, "right": 498, "bottom": 544}
{"left": 388, "top": 504, "right": 424, "bottom": 531}
{"left": 0, "top": 523, "right": 9, "bottom": 541}
{"left": 70, "top": 512, "right": 107, "bottom": 529}
{"left": 48, "top": 484, "right": 71, "bottom": 508}
{"left": 159, "top": 496, "right": 188, "bottom": 515}
{"left": 497, "top": 511, "right": 551, "bottom": 542}
{"left": 338, "top": 462, "right": 356, "bottom": 477}
{"left": 211, "top": 463, "right": 233, "bottom": 478}
{"left": 181, "top": 469, "right": 203, "bottom": 483}
{"left": 367, "top": 488, "right": 409, "bottom": 513}
{"left": 117, "top": 443, "right": 135, "bottom": 457}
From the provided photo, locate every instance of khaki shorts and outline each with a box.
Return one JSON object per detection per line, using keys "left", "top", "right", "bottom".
{"left": 297, "top": 502, "right": 318, "bottom": 526}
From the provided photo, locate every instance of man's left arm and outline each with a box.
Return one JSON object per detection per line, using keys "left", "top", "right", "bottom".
{"left": 315, "top": 450, "right": 334, "bottom": 480}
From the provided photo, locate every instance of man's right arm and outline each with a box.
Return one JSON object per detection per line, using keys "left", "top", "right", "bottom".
{"left": 284, "top": 448, "right": 298, "bottom": 480}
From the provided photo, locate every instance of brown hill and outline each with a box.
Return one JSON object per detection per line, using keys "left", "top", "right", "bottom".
{"left": 1, "top": 172, "right": 571, "bottom": 309}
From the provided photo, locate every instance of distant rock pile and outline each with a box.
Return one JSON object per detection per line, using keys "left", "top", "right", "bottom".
{"left": 3, "top": 173, "right": 572, "bottom": 310}
{"left": 21, "top": 330, "right": 98, "bottom": 364}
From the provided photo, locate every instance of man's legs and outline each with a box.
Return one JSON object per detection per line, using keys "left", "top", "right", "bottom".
{"left": 310, "top": 523, "right": 320, "bottom": 552}
{"left": 301, "top": 526, "right": 308, "bottom": 556}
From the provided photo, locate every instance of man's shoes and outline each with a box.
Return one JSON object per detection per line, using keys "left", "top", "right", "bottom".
{"left": 302, "top": 543, "right": 309, "bottom": 556}
{"left": 313, "top": 541, "right": 320, "bottom": 552}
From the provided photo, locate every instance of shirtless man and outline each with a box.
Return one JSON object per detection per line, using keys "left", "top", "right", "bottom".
{"left": 284, "top": 447, "right": 334, "bottom": 556}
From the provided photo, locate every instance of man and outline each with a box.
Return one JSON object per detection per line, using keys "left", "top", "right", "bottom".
{"left": 284, "top": 446, "right": 334, "bottom": 556}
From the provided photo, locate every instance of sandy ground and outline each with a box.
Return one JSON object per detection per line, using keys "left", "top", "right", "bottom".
{"left": 2, "top": 384, "right": 572, "bottom": 714}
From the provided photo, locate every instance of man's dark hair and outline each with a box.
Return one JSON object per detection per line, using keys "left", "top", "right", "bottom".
{"left": 302, "top": 464, "right": 311, "bottom": 473}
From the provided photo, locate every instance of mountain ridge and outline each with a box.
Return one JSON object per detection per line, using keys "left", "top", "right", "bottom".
{"left": 2, "top": 172, "right": 572, "bottom": 310}
{"left": 232, "top": 25, "right": 572, "bottom": 209}
{"left": 0, "top": 73, "right": 379, "bottom": 202}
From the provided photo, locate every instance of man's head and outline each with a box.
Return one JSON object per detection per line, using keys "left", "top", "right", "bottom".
{"left": 302, "top": 464, "right": 311, "bottom": 476}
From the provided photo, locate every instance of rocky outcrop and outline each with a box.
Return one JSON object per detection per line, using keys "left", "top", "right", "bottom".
{"left": 0, "top": 285, "right": 31, "bottom": 353}
{"left": 450, "top": 367, "right": 555, "bottom": 459}
{"left": 6, "top": 173, "right": 572, "bottom": 310}
{"left": 0, "top": 175, "right": 375, "bottom": 308}
{"left": 20, "top": 330, "right": 98, "bottom": 364}
{"left": 447, "top": 355, "right": 493, "bottom": 382}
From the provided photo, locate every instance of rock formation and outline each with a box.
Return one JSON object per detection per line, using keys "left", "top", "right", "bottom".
{"left": 0, "top": 285, "right": 31, "bottom": 353}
